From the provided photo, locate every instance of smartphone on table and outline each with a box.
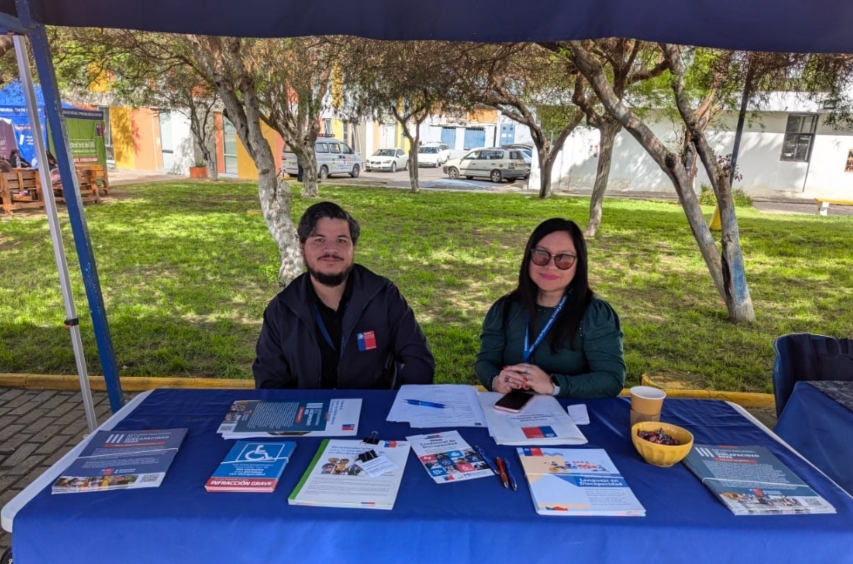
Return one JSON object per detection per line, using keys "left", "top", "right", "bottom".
{"left": 494, "top": 389, "right": 534, "bottom": 414}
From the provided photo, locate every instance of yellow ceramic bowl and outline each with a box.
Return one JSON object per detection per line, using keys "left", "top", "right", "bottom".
{"left": 631, "top": 421, "right": 694, "bottom": 467}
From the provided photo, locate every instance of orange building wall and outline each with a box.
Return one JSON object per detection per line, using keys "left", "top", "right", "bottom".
{"left": 468, "top": 108, "right": 498, "bottom": 123}
{"left": 215, "top": 113, "right": 225, "bottom": 175}
{"left": 125, "top": 108, "right": 159, "bottom": 171}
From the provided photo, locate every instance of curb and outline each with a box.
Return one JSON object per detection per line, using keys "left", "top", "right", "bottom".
{"left": 0, "top": 374, "right": 253, "bottom": 391}
{"left": 0, "top": 373, "right": 775, "bottom": 408}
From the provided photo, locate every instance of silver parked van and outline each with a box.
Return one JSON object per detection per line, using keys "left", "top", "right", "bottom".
{"left": 281, "top": 136, "right": 363, "bottom": 179}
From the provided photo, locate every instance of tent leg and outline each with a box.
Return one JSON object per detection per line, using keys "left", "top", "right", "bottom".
{"left": 13, "top": 36, "right": 99, "bottom": 432}
{"left": 15, "top": 2, "right": 125, "bottom": 414}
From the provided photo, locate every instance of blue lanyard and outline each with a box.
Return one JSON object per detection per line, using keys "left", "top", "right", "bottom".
{"left": 523, "top": 295, "right": 566, "bottom": 363}
{"left": 313, "top": 304, "right": 345, "bottom": 358}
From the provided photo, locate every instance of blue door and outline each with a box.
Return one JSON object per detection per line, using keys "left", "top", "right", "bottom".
{"left": 463, "top": 128, "right": 486, "bottom": 150}
{"left": 441, "top": 127, "right": 456, "bottom": 148}
{"left": 499, "top": 123, "right": 515, "bottom": 146}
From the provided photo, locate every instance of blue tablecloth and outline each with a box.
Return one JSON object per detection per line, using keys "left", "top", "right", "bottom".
{"left": 13, "top": 389, "right": 853, "bottom": 563}
{"left": 775, "top": 381, "right": 853, "bottom": 496}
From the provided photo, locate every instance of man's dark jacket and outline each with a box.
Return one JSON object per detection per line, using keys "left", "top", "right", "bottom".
{"left": 253, "top": 264, "right": 435, "bottom": 389}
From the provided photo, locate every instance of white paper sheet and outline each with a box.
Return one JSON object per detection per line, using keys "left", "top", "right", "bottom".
{"left": 387, "top": 385, "right": 488, "bottom": 428}
{"left": 477, "top": 392, "right": 587, "bottom": 446}
{"left": 568, "top": 404, "right": 590, "bottom": 425}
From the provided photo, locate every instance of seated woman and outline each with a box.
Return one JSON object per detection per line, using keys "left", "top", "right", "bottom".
{"left": 9, "top": 149, "right": 31, "bottom": 168}
{"left": 475, "top": 218, "right": 626, "bottom": 398}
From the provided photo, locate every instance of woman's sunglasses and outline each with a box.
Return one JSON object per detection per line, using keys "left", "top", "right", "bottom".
{"left": 530, "top": 248, "right": 577, "bottom": 270}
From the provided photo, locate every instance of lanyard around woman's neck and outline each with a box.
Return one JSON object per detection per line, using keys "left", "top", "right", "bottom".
{"left": 523, "top": 294, "right": 567, "bottom": 363}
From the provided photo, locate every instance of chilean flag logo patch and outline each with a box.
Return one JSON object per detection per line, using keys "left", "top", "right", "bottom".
{"left": 357, "top": 331, "right": 377, "bottom": 351}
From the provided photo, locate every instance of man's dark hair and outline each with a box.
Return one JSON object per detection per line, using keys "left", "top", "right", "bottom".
{"left": 297, "top": 201, "right": 361, "bottom": 245}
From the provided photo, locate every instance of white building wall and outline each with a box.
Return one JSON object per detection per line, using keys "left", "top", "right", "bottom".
{"left": 537, "top": 109, "right": 853, "bottom": 200}
{"left": 170, "top": 112, "right": 195, "bottom": 175}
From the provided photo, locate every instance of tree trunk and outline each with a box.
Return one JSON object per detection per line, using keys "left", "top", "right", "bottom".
{"left": 404, "top": 120, "right": 421, "bottom": 193}
{"left": 535, "top": 145, "right": 552, "bottom": 199}
{"left": 297, "top": 148, "right": 320, "bottom": 198}
{"left": 660, "top": 43, "right": 755, "bottom": 323}
{"left": 585, "top": 119, "right": 620, "bottom": 237}
{"left": 407, "top": 146, "right": 420, "bottom": 193}
{"left": 569, "top": 41, "right": 728, "bottom": 306}
{"left": 187, "top": 36, "right": 302, "bottom": 284}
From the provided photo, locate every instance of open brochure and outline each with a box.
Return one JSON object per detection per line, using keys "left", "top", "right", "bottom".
{"left": 217, "top": 399, "right": 361, "bottom": 439}
{"left": 288, "top": 439, "right": 410, "bottom": 510}
{"left": 206, "top": 441, "right": 296, "bottom": 493}
{"left": 407, "top": 430, "right": 495, "bottom": 484}
{"left": 517, "top": 447, "right": 645, "bottom": 516}
{"left": 683, "top": 445, "right": 836, "bottom": 516}
{"left": 477, "top": 392, "right": 587, "bottom": 446}
{"left": 52, "top": 429, "right": 188, "bottom": 494}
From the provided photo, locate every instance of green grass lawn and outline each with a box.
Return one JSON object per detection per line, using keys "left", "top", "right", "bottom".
{"left": 1, "top": 181, "right": 851, "bottom": 393}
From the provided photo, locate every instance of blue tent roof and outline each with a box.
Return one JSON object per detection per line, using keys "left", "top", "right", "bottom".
{"left": 1, "top": 0, "right": 853, "bottom": 54}
{"left": 0, "top": 79, "right": 75, "bottom": 109}
{"left": 0, "top": 80, "right": 103, "bottom": 119}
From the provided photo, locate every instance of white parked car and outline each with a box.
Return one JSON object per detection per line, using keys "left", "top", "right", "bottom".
{"left": 280, "top": 137, "right": 362, "bottom": 179}
{"left": 442, "top": 147, "right": 530, "bottom": 182}
{"left": 365, "top": 148, "right": 408, "bottom": 172}
{"left": 417, "top": 142, "right": 450, "bottom": 167}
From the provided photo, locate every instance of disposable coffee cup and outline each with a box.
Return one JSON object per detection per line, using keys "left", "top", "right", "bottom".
{"left": 630, "top": 408, "right": 661, "bottom": 427}
{"left": 630, "top": 386, "right": 666, "bottom": 416}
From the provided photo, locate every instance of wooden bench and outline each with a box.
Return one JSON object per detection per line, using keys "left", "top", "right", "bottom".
{"left": 0, "top": 169, "right": 44, "bottom": 215}
{"left": 53, "top": 168, "right": 101, "bottom": 205}
{"left": 76, "top": 164, "right": 110, "bottom": 196}
{"left": 815, "top": 198, "right": 853, "bottom": 216}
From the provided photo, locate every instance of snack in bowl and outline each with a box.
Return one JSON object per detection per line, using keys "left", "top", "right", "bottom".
{"left": 631, "top": 421, "right": 694, "bottom": 467}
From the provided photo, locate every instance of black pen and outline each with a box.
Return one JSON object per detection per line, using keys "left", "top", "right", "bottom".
{"left": 474, "top": 444, "right": 499, "bottom": 474}
{"left": 505, "top": 459, "right": 518, "bottom": 491}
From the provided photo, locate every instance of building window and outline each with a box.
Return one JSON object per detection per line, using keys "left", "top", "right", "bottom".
{"left": 846, "top": 150, "right": 853, "bottom": 172}
{"left": 780, "top": 114, "right": 817, "bottom": 162}
{"left": 223, "top": 118, "right": 238, "bottom": 174}
{"left": 323, "top": 119, "right": 333, "bottom": 136}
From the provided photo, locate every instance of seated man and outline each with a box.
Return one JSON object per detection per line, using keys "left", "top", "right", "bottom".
{"left": 253, "top": 201, "right": 435, "bottom": 389}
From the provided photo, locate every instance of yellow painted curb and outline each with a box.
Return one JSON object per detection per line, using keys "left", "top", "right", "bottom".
{"left": 0, "top": 374, "right": 776, "bottom": 408}
{"left": 0, "top": 374, "right": 253, "bottom": 392}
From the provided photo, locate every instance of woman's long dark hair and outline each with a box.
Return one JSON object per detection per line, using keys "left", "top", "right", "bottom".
{"left": 502, "top": 218, "right": 593, "bottom": 351}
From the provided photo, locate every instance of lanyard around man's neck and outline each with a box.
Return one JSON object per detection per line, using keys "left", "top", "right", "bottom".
{"left": 523, "top": 295, "right": 567, "bottom": 363}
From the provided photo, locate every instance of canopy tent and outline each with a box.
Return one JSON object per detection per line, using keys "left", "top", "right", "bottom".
{"left": 0, "top": 80, "right": 106, "bottom": 166}
{"left": 2, "top": 0, "right": 853, "bottom": 53}
{"left": 2, "top": 0, "right": 853, "bottom": 422}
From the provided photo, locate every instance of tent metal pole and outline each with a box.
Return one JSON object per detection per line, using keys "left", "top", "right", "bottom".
{"left": 15, "top": 0, "right": 125, "bottom": 413}
{"left": 13, "top": 36, "right": 98, "bottom": 432}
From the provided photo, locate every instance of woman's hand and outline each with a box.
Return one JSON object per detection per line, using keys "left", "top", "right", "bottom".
{"left": 504, "top": 363, "right": 554, "bottom": 395}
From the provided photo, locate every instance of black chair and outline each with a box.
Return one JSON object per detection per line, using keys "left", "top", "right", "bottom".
{"left": 772, "top": 333, "right": 853, "bottom": 416}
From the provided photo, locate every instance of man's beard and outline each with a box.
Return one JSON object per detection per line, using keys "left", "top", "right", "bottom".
{"left": 306, "top": 261, "right": 353, "bottom": 287}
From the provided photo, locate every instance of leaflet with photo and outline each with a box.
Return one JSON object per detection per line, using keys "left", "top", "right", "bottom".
{"left": 517, "top": 447, "right": 645, "bottom": 516}
{"left": 406, "top": 430, "right": 495, "bottom": 484}
{"left": 684, "top": 444, "right": 836, "bottom": 516}
{"left": 288, "top": 439, "right": 410, "bottom": 510}
{"left": 52, "top": 428, "right": 188, "bottom": 494}
{"left": 205, "top": 440, "right": 296, "bottom": 493}
{"left": 217, "top": 398, "right": 361, "bottom": 439}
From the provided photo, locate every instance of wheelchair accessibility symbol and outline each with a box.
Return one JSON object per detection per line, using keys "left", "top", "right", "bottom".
{"left": 241, "top": 444, "right": 276, "bottom": 461}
